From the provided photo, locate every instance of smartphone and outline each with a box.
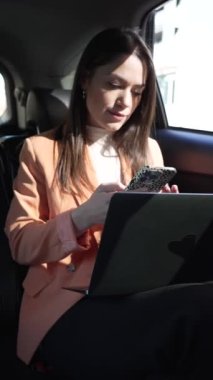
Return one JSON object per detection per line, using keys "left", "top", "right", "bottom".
{"left": 125, "top": 166, "right": 177, "bottom": 192}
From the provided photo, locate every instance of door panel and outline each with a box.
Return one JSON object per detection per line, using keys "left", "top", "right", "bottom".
{"left": 156, "top": 128, "right": 213, "bottom": 193}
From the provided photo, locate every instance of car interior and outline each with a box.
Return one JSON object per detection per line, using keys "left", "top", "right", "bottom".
{"left": 0, "top": 0, "right": 213, "bottom": 377}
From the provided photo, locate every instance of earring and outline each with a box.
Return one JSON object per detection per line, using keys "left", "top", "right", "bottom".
{"left": 82, "top": 89, "right": 86, "bottom": 99}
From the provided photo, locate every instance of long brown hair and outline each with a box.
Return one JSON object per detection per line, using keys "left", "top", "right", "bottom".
{"left": 55, "top": 27, "right": 156, "bottom": 197}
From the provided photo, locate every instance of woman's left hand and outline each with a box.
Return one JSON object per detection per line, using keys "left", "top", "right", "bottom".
{"left": 160, "top": 184, "right": 179, "bottom": 193}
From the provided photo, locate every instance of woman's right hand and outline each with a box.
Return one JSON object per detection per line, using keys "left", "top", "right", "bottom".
{"left": 71, "top": 182, "right": 125, "bottom": 235}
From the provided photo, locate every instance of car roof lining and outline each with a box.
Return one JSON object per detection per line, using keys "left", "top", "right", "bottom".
{"left": 0, "top": 0, "right": 165, "bottom": 88}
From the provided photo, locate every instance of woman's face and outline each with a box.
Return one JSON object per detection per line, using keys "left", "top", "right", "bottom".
{"left": 83, "top": 53, "right": 146, "bottom": 132}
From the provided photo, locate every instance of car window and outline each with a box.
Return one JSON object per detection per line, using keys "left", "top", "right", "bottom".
{"left": 0, "top": 72, "right": 8, "bottom": 124}
{"left": 152, "top": 0, "right": 213, "bottom": 132}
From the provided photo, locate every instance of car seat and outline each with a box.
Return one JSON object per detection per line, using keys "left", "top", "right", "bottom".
{"left": 0, "top": 87, "right": 71, "bottom": 377}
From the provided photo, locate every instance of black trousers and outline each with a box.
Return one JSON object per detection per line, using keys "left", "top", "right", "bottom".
{"left": 37, "top": 282, "right": 213, "bottom": 379}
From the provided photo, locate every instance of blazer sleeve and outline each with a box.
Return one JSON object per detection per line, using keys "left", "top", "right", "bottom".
{"left": 4, "top": 138, "right": 91, "bottom": 266}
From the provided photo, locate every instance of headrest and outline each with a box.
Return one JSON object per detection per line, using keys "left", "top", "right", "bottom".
{"left": 25, "top": 88, "right": 71, "bottom": 133}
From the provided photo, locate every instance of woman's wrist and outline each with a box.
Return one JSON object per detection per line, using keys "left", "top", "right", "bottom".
{"left": 71, "top": 204, "right": 90, "bottom": 236}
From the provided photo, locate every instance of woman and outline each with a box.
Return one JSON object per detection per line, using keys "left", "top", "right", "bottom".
{"left": 5, "top": 27, "right": 213, "bottom": 379}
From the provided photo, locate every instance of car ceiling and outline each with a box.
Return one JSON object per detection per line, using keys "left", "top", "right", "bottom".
{"left": 0, "top": 0, "right": 165, "bottom": 88}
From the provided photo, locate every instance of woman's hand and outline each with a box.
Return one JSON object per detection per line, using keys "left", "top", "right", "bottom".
{"left": 160, "top": 183, "right": 179, "bottom": 193}
{"left": 71, "top": 182, "right": 125, "bottom": 235}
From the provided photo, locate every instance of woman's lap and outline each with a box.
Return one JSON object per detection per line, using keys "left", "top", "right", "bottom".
{"left": 37, "top": 282, "right": 213, "bottom": 378}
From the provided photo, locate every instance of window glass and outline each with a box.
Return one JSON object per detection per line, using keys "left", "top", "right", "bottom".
{"left": 153, "top": 0, "right": 213, "bottom": 131}
{"left": 0, "top": 72, "right": 9, "bottom": 124}
{"left": 0, "top": 73, "right": 7, "bottom": 124}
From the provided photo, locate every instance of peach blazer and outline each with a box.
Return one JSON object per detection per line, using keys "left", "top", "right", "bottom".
{"left": 5, "top": 129, "right": 164, "bottom": 364}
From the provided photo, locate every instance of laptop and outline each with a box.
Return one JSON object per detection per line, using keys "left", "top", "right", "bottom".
{"left": 66, "top": 192, "right": 213, "bottom": 296}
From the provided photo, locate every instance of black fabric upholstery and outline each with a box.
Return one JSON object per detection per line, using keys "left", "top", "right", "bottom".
{"left": 26, "top": 88, "right": 71, "bottom": 133}
{"left": 0, "top": 88, "right": 70, "bottom": 377}
{"left": 0, "top": 88, "right": 71, "bottom": 325}
{"left": 0, "top": 139, "right": 27, "bottom": 328}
